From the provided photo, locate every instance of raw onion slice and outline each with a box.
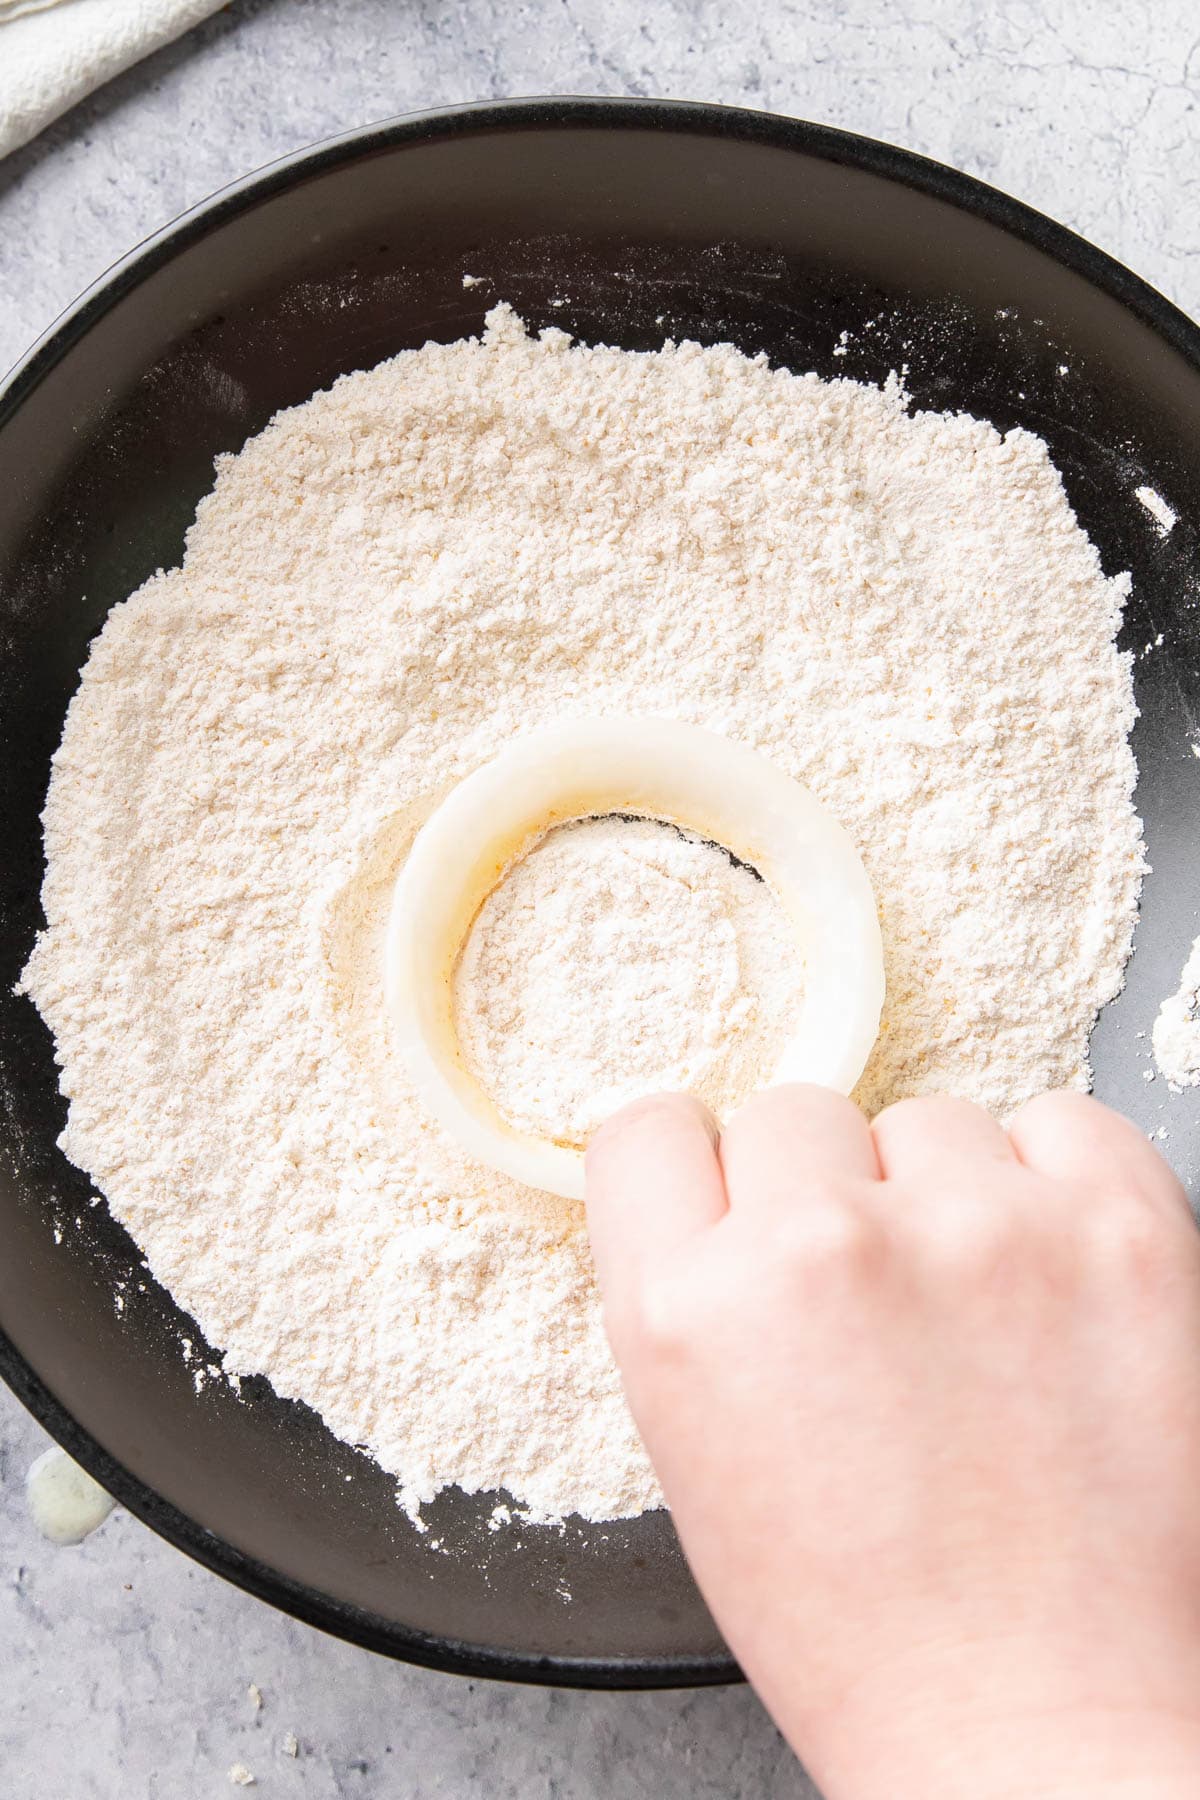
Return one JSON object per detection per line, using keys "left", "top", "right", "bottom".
{"left": 385, "top": 718, "right": 885, "bottom": 1200}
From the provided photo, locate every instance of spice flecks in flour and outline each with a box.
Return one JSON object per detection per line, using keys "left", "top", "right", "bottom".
{"left": 20, "top": 305, "right": 1144, "bottom": 1524}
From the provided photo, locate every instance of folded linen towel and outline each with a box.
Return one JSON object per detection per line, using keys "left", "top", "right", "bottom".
{"left": 0, "top": 0, "right": 225, "bottom": 159}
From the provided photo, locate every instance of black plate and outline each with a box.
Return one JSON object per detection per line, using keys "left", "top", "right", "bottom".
{"left": 2, "top": 98, "right": 1199, "bottom": 1688}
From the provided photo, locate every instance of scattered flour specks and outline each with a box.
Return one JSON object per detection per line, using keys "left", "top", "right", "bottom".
{"left": 1134, "top": 484, "right": 1178, "bottom": 536}
{"left": 20, "top": 305, "right": 1143, "bottom": 1525}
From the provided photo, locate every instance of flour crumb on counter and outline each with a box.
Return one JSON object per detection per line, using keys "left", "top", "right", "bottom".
{"left": 228, "top": 1765, "right": 256, "bottom": 1787}
{"left": 282, "top": 1733, "right": 299, "bottom": 1758}
{"left": 1153, "top": 935, "right": 1200, "bottom": 1089}
{"left": 26, "top": 1447, "right": 115, "bottom": 1545}
{"left": 247, "top": 1683, "right": 263, "bottom": 1711}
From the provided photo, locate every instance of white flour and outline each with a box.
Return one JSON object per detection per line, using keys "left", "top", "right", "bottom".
{"left": 454, "top": 817, "right": 803, "bottom": 1146}
{"left": 1154, "top": 936, "right": 1200, "bottom": 1089}
{"left": 1134, "top": 485, "right": 1177, "bottom": 536}
{"left": 20, "top": 305, "right": 1143, "bottom": 1525}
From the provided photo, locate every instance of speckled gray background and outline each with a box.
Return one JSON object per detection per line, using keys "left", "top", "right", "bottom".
{"left": 1, "top": 3, "right": 1198, "bottom": 1795}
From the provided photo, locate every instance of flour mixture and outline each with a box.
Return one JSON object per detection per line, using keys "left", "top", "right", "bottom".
{"left": 454, "top": 816, "right": 804, "bottom": 1148}
{"left": 20, "top": 306, "right": 1144, "bottom": 1524}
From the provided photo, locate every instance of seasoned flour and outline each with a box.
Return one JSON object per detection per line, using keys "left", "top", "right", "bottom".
{"left": 454, "top": 816, "right": 804, "bottom": 1147}
{"left": 21, "top": 306, "right": 1144, "bottom": 1524}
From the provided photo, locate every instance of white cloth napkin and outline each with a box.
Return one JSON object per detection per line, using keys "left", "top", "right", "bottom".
{"left": 0, "top": 0, "right": 224, "bottom": 159}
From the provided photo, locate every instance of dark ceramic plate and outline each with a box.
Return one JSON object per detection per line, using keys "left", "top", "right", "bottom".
{"left": 2, "top": 98, "right": 1199, "bottom": 1688}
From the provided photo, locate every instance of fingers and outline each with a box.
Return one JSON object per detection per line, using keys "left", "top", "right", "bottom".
{"left": 1009, "top": 1090, "right": 1191, "bottom": 1214}
{"left": 585, "top": 1084, "right": 1193, "bottom": 1321}
{"left": 719, "top": 1084, "right": 880, "bottom": 1223}
{"left": 584, "top": 1093, "right": 727, "bottom": 1298}
{"left": 872, "top": 1094, "right": 1016, "bottom": 1181}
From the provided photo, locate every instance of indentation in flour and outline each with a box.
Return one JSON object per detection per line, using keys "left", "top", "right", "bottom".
{"left": 318, "top": 801, "right": 430, "bottom": 1121}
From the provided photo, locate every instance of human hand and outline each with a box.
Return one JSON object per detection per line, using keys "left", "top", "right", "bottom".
{"left": 585, "top": 1087, "right": 1200, "bottom": 1800}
